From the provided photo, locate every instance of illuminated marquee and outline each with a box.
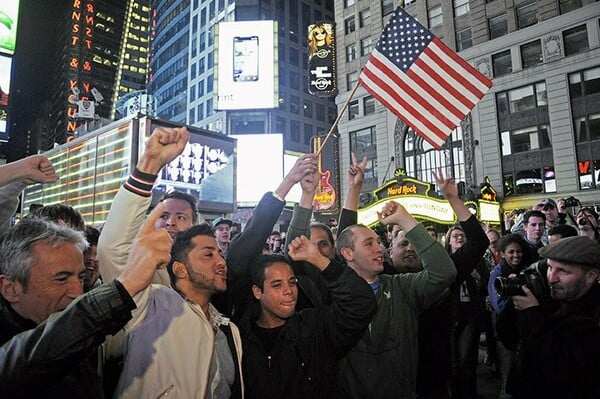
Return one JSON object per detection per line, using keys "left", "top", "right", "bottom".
{"left": 357, "top": 170, "right": 501, "bottom": 226}
{"left": 66, "top": 0, "right": 95, "bottom": 141}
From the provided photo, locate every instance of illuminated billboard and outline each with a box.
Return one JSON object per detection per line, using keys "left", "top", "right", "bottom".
{"left": 0, "top": 2, "right": 19, "bottom": 56}
{"left": 216, "top": 21, "right": 278, "bottom": 110}
{"left": 0, "top": 55, "right": 12, "bottom": 106}
{"left": 232, "top": 134, "right": 283, "bottom": 206}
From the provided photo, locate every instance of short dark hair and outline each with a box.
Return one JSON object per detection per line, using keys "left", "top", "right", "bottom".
{"left": 167, "top": 223, "right": 213, "bottom": 287}
{"left": 547, "top": 224, "right": 578, "bottom": 239}
{"left": 250, "top": 253, "right": 291, "bottom": 290}
{"left": 310, "top": 222, "right": 335, "bottom": 248}
{"left": 161, "top": 191, "right": 198, "bottom": 224}
{"left": 336, "top": 224, "right": 362, "bottom": 260}
{"left": 523, "top": 210, "right": 546, "bottom": 225}
{"left": 30, "top": 204, "right": 86, "bottom": 231}
{"left": 84, "top": 225, "right": 100, "bottom": 246}
{"left": 498, "top": 233, "right": 527, "bottom": 252}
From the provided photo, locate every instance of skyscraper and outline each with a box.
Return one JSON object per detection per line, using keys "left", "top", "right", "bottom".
{"left": 150, "top": 0, "right": 337, "bottom": 154}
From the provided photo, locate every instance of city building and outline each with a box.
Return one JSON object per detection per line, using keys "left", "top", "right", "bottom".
{"left": 334, "top": 0, "right": 600, "bottom": 212}
{"left": 150, "top": 0, "right": 337, "bottom": 154}
{"left": 6, "top": 0, "right": 151, "bottom": 156}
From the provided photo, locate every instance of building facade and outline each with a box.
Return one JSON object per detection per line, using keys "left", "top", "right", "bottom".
{"left": 334, "top": 0, "right": 600, "bottom": 211}
{"left": 150, "top": 0, "right": 337, "bottom": 153}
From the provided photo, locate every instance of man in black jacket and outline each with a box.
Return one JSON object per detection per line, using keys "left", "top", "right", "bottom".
{"left": 0, "top": 199, "right": 172, "bottom": 398}
{"left": 509, "top": 236, "right": 600, "bottom": 398}
{"left": 239, "top": 237, "right": 376, "bottom": 399}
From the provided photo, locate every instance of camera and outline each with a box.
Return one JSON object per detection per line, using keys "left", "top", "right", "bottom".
{"left": 564, "top": 196, "right": 581, "bottom": 208}
{"left": 494, "top": 260, "right": 550, "bottom": 301}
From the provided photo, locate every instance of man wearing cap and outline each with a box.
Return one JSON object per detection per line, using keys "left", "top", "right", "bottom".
{"left": 508, "top": 236, "right": 600, "bottom": 398}
{"left": 213, "top": 217, "right": 233, "bottom": 256}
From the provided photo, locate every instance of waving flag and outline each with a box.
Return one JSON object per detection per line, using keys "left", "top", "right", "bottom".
{"left": 359, "top": 7, "right": 492, "bottom": 149}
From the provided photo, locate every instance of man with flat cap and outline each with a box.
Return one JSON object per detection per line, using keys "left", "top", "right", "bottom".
{"left": 507, "top": 236, "right": 600, "bottom": 398}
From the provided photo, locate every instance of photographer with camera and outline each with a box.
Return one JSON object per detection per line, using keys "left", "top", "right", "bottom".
{"left": 507, "top": 236, "right": 600, "bottom": 398}
{"left": 575, "top": 207, "right": 600, "bottom": 242}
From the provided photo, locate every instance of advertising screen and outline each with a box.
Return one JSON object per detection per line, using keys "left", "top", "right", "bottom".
{"left": 148, "top": 119, "right": 237, "bottom": 213}
{"left": 0, "top": 2, "right": 19, "bottom": 56}
{"left": 232, "top": 134, "right": 283, "bottom": 206}
{"left": 216, "top": 21, "right": 278, "bottom": 110}
{"left": 0, "top": 55, "right": 11, "bottom": 107}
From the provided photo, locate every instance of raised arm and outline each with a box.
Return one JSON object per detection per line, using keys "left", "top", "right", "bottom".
{"left": 284, "top": 165, "right": 319, "bottom": 254}
{"left": 288, "top": 235, "right": 376, "bottom": 357}
{"left": 98, "top": 127, "right": 189, "bottom": 283}
{"left": 433, "top": 168, "right": 489, "bottom": 281}
{"left": 338, "top": 153, "right": 368, "bottom": 233}
{"left": 379, "top": 200, "right": 456, "bottom": 311}
{"left": 0, "top": 155, "right": 59, "bottom": 229}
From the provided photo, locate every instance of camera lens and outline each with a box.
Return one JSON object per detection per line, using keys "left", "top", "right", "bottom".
{"left": 578, "top": 218, "right": 588, "bottom": 226}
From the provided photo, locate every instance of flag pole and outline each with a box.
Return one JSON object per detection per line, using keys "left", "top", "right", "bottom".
{"left": 315, "top": 80, "right": 361, "bottom": 156}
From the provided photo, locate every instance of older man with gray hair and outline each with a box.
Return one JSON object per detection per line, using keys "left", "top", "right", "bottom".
{"left": 0, "top": 205, "right": 171, "bottom": 397}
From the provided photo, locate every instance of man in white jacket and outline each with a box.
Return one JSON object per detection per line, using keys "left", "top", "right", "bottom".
{"left": 98, "top": 126, "right": 244, "bottom": 398}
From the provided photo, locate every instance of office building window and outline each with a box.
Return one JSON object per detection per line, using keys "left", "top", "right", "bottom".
{"left": 345, "top": 16, "right": 356, "bottom": 34}
{"left": 456, "top": 27, "right": 472, "bottom": 51}
{"left": 347, "top": 71, "right": 359, "bottom": 91}
{"left": 361, "top": 37, "right": 373, "bottom": 56}
{"left": 563, "top": 24, "right": 589, "bottom": 56}
{"left": 350, "top": 127, "right": 377, "bottom": 182}
{"left": 521, "top": 40, "right": 543, "bottom": 69}
{"left": 497, "top": 82, "right": 553, "bottom": 196}
{"left": 382, "top": 0, "right": 394, "bottom": 16}
{"left": 290, "top": 95, "right": 300, "bottom": 114}
{"left": 206, "top": 98, "right": 213, "bottom": 116}
{"left": 197, "top": 103, "right": 204, "bottom": 120}
{"left": 492, "top": 50, "right": 512, "bottom": 77}
{"left": 344, "top": 0, "right": 355, "bottom": 7}
{"left": 496, "top": 82, "right": 547, "bottom": 115}
{"left": 304, "top": 124, "right": 313, "bottom": 145}
{"left": 289, "top": 48, "right": 299, "bottom": 66}
{"left": 316, "top": 103, "right": 325, "bottom": 121}
{"left": 359, "top": 9, "right": 371, "bottom": 28}
{"left": 291, "top": 120, "right": 300, "bottom": 142}
{"left": 489, "top": 14, "right": 508, "bottom": 39}
{"left": 276, "top": 116, "right": 285, "bottom": 134}
{"left": 206, "top": 74, "right": 213, "bottom": 92}
{"left": 569, "top": 67, "right": 600, "bottom": 189}
{"left": 364, "top": 95, "right": 376, "bottom": 115}
{"left": 190, "top": 85, "right": 196, "bottom": 102}
{"left": 559, "top": 0, "right": 583, "bottom": 14}
{"left": 428, "top": 6, "right": 443, "bottom": 28}
{"left": 303, "top": 100, "right": 313, "bottom": 118}
{"left": 405, "top": 0, "right": 416, "bottom": 5}
{"left": 290, "top": 71, "right": 300, "bottom": 90}
{"left": 199, "top": 57, "right": 205, "bottom": 74}
{"left": 349, "top": 100, "right": 359, "bottom": 120}
{"left": 189, "top": 108, "right": 195, "bottom": 124}
{"left": 198, "top": 80, "right": 204, "bottom": 97}
{"left": 346, "top": 43, "right": 357, "bottom": 62}
{"left": 454, "top": 0, "right": 469, "bottom": 17}
{"left": 568, "top": 66, "right": 600, "bottom": 99}
{"left": 516, "top": 2, "right": 537, "bottom": 29}
{"left": 404, "top": 127, "right": 464, "bottom": 185}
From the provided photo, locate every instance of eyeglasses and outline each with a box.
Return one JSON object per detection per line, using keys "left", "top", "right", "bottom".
{"left": 315, "top": 30, "right": 326, "bottom": 35}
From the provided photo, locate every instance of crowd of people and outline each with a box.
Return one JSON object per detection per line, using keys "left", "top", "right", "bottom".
{"left": 1, "top": 126, "right": 599, "bottom": 399}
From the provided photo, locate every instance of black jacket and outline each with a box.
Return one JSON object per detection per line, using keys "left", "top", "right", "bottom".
{"left": 508, "top": 283, "right": 600, "bottom": 399}
{"left": 0, "top": 281, "right": 135, "bottom": 398}
{"left": 239, "top": 260, "right": 376, "bottom": 399}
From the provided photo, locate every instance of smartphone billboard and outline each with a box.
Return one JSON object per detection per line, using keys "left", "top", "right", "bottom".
{"left": 216, "top": 21, "right": 278, "bottom": 110}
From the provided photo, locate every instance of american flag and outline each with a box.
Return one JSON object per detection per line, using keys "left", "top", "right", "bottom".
{"left": 359, "top": 7, "right": 492, "bottom": 149}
